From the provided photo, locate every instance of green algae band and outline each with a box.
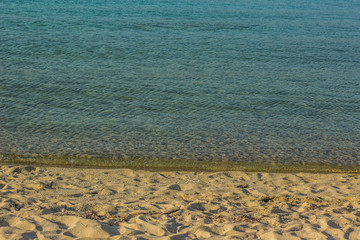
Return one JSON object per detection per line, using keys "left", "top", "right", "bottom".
{"left": 1, "top": 153, "right": 360, "bottom": 173}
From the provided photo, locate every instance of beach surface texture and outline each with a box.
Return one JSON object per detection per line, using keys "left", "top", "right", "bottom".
{"left": 0, "top": 164, "right": 360, "bottom": 239}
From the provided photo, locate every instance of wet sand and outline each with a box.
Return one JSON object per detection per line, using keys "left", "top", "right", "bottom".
{"left": 0, "top": 164, "right": 360, "bottom": 239}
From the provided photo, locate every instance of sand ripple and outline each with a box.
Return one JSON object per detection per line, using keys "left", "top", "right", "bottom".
{"left": 0, "top": 165, "right": 360, "bottom": 239}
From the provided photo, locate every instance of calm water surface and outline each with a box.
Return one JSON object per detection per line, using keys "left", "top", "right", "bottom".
{"left": 1, "top": 0, "right": 359, "bottom": 171}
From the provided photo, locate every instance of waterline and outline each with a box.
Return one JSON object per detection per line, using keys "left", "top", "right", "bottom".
{"left": 1, "top": 153, "right": 359, "bottom": 173}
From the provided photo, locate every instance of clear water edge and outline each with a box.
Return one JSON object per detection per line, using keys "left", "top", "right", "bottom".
{"left": 1, "top": 153, "right": 360, "bottom": 173}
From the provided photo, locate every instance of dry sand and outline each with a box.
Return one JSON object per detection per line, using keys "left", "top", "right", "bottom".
{"left": 0, "top": 164, "right": 360, "bottom": 239}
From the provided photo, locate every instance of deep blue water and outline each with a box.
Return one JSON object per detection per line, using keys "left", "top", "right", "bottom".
{"left": 1, "top": 0, "right": 359, "bottom": 170}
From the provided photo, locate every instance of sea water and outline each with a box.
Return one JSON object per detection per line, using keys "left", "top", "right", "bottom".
{"left": 1, "top": 0, "right": 359, "bottom": 171}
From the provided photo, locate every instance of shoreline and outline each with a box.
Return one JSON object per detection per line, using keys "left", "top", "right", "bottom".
{"left": 2, "top": 153, "right": 360, "bottom": 173}
{"left": 1, "top": 164, "right": 360, "bottom": 239}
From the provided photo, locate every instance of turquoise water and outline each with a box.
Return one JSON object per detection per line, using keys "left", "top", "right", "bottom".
{"left": 1, "top": 0, "right": 359, "bottom": 171}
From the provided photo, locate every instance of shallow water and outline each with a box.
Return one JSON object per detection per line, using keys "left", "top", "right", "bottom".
{"left": 1, "top": 0, "right": 359, "bottom": 171}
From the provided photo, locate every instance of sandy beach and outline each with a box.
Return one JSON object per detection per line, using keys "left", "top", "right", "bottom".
{"left": 0, "top": 164, "right": 360, "bottom": 239}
